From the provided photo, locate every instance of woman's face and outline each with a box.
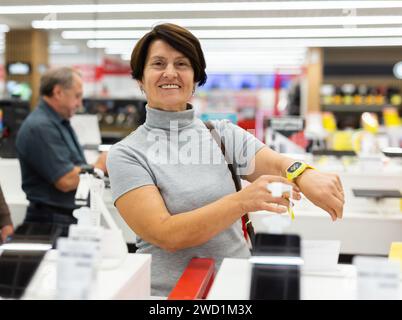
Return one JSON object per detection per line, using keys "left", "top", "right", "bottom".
{"left": 139, "top": 39, "right": 195, "bottom": 112}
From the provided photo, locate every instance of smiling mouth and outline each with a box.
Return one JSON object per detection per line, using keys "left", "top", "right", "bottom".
{"left": 159, "top": 84, "right": 181, "bottom": 89}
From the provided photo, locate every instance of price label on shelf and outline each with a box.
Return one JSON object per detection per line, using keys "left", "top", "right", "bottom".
{"left": 56, "top": 237, "right": 100, "bottom": 300}
{"left": 354, "top": 256, "right": 401, "bottom": 300}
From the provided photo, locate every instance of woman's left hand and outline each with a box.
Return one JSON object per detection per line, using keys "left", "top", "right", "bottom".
{"left": 295, "top": 169, "right": 344, "bottom": 221}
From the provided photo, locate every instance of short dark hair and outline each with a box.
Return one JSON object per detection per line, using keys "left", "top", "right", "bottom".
{"left": 40, "top": 67, "right": 81, "bottom": 97}
{"left": 130, "top": 23, "right": 207, "bottom": 86}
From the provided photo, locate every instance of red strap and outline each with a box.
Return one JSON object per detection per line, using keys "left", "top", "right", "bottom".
{"left": 168, "top": 258, "right": 215, "bottom": 300}
{"left": 241, "top": 216, "right": 248, "bottom": 240}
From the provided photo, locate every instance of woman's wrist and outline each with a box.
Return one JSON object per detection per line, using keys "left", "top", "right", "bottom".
{"left": 294, "top": 167, "right": 315, "bottom": 187}
{"left": 225, "top": 192, "right": 246, "bottom": 217}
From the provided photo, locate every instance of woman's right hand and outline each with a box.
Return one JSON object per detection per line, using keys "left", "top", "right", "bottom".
{"left": 234, "top": 175, "right": 301, "bottom": 213}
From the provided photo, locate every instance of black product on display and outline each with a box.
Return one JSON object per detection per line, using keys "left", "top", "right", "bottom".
{"left": 312, "top": 150, "right": 357, "bottom": 157}
{"left": 82, "top": 98, "right": 146, "bottom": 144}
{"left": 249, "top": 233, "right": 301, "bottom": 300}
{"left": 0, "top": 99, "right": 30, "bottom": 158}
{"left": 0, "top": 250, "right": 47, "bottom": 299}
{"left": 0, "top": 222, "right": 58, "bottom": 299}
{"left": 382, "top": 147, "right": 402, "bottom": 158}
{"left": 352, "top": 189, "right": 402, "bottom": 199}
{"left": 267, "top": 117, "right": 305, "bottom": 138}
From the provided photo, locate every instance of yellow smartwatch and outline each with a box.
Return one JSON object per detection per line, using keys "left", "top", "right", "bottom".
{"left": 286, "top": 161, "right": 315, "bottom": 181}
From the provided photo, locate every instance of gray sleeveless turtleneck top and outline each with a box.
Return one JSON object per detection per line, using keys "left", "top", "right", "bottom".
{"left": 107, "top": 105, "right": 264, "bottom": 296}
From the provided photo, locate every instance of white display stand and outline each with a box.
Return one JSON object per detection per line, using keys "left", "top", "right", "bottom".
{"left": 0, "top": 159, "right": 137, "bottom": 243}
{"left": 23, "top": 251, "right": 151, "bottom": 300}
{"left": 207, "top": 258, "right": 402, "bottom": 300}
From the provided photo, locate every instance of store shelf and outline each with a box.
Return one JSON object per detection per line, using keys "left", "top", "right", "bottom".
{"left": 322, "top": 105, "right": 400, "bottom": 113}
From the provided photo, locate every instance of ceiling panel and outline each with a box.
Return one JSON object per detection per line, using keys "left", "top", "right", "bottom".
{"left": 1, "top": 1, "right": 402, "bottom": 69}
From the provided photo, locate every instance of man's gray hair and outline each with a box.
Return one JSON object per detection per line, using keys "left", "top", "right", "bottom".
{"left": 40, "top": 67, "right": 81, "bottom": 97}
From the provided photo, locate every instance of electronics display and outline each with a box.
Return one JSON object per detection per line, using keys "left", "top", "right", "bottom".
{"left": 6, "top": 81, "right": 32, "bottom": 101}
{"left": 82, "top": 98, "right": 146, "bottom": 144}
{"left": 267, "top": 117, "right": 305, "bottom": 137}
{"left": 249, "top": 233, "right": 301, "bottom": 300}
{"left": 0, "top": 250, "right": 47, "bottom": 299}
{"left": 321, "top": 84, "right": 401, "bottom": 107}
{"left": 0, "top": 222, "right": 58, "bottom": 299}
{"left": 320, "top": 84, "right": 402, "bottom": 129}
{"left": 200, "top": 73, "right": 293, "bottom": 90}
{"left": 6, "top": 62, "right": 31, "bottom": 76}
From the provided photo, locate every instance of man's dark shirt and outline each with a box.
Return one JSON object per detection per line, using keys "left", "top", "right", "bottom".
{"left": 16, "top": 99, "right": 86, "bottom": 209}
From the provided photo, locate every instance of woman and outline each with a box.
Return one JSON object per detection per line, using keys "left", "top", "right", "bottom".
{"left": 107, "top": 23, "right": 344, "bottom": 296}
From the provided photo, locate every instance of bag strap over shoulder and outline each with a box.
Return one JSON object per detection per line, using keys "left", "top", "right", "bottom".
{"left": 204, "top": 121, "right": 241, "bottom": 191}
{"left": 205, "top": 121, "right": 255, "bottom": 247}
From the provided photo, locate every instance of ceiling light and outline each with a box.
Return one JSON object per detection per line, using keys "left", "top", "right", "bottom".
{"left": 33, "top": 16, "right": 402, "bottom": 30}
{"left": 104, "top": 45, "right": 306, "bottom": 57}
{"left": 87, "top": 40, "right": 308, "bottom": 58}
{"left": 199, "top": 38, "right": 402, "bottom": 48}
{"left": 63, "top": 28, "right": 402, "bottom": 40}
{"left": 87, "top": 39, "right": 136, "bottom": 49}
{"left": 87, "top": 38, "right": 402, "bottom": 51}
{"left": 4, "top": 2, "right": 402, "bottom": 14}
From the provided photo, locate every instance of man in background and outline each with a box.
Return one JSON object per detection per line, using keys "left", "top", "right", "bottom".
{"left": 16, "top": 67, "right": 107, "bottom": 236}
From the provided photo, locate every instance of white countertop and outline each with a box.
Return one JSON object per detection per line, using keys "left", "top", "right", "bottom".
{"left": 23, "top": 251, "right": 151, "bottom": 300}
{"left": 207, "top": 258, "right": 401, "bottom": 300}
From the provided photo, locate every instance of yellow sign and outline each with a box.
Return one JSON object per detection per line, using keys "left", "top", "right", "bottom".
{"left": 332, "top": 130, "right": 354, "bottom": 151}
{"left": 389, "top": 242, "right": 402, "bottom": 271}
{"left": 383, "top": 107, "right": 401, "bottom": 127}
{"left": 322, "top": 112, "right": 337, "bottom": 132}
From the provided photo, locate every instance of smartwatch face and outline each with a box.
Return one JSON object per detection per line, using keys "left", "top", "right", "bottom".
{"left": 288, "top": 162, "right": 302, "bottom": 173}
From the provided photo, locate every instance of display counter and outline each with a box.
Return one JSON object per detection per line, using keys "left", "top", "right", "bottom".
{"left": 23, "top": 251, "right": 151, "bottom": 300}
{"left": 1, "top": 157, "right": 401, "bottom": 255}
{"left": 207, "top": 258, "right": 402, "bottom": 300}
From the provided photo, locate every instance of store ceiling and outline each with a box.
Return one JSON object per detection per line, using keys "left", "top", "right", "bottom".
{"left": 1, "top": 1, "right": 402, "bottom": 72}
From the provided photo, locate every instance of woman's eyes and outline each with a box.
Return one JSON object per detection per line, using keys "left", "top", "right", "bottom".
{"left": 177, "top": 61, "right": 190, "bottom": 67}
{"left": 150, "top": 61, "right": 190, "bottom": 68}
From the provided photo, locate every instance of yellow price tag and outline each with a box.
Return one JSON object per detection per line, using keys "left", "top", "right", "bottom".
{"left": 389, "top": 242, "right": 402, "bottom": 271}
{"left": 288, "top": 205, "right": 295, "bottom": 220}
